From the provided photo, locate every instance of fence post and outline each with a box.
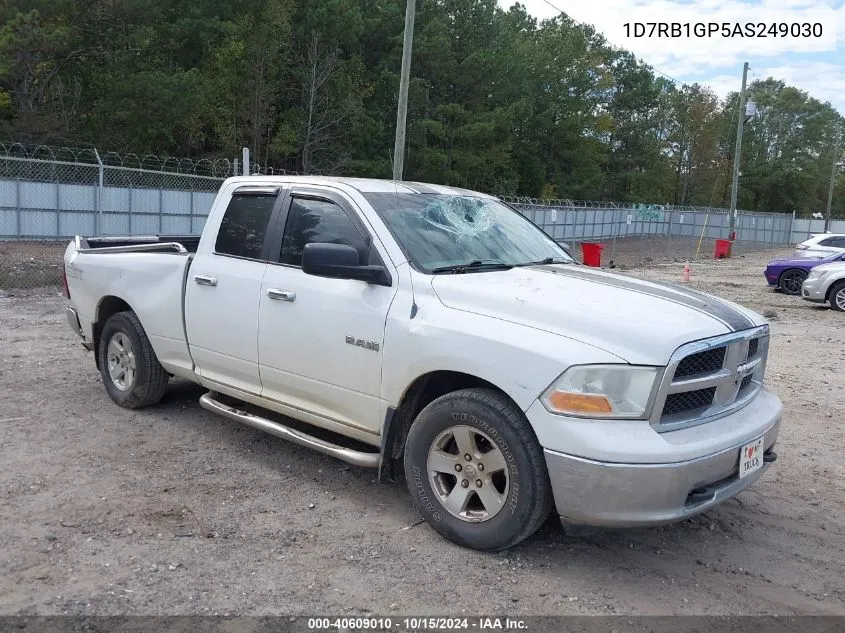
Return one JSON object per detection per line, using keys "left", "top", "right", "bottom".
{"left": 611, "top": 208, "right": 618, "bottom": 262}
{"left": 94, "top": 148, "right": 104, "bottom": 236}
{"left": 56, "top": 176, "right": 60, "bottom": 238}
{"left": 159, "top": 187, "right": 164, "bottom": 235}
{"left": 790, "top": 210, "right": 796, "bottom": 246}
{"left": 667, "top": 211, "right": 673, "bottom": 261}
{"left": 189, "top": 190, "right": 195, "bottom": 234}
{"left": 15, "top": 178, "right": 21, "bottom": 238}
{"left": 128, "top": 186, "right": 133, "bottom": 235}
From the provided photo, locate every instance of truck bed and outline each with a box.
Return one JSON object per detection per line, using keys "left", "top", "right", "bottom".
{"left": 79, "top": 234, "right": 201, "bottom": 253}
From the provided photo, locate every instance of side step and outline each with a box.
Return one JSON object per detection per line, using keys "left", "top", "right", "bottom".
{"left": 199, "top": 392, "right": 380, "bottom": 469}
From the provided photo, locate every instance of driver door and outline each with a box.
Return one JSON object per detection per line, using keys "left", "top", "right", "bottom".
{"left": 257, "top": 188, "right": 398, "bottom": 435}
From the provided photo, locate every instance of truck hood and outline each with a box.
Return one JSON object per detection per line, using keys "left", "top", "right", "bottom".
{"left": 430, "top": 264, "right": 763, "bottom": 365}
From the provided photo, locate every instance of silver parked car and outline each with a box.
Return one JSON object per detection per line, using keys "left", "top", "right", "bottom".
{"left": 793, "top": 233, "right": 845, "bottom": 259}
{"left": 801, "top": 262, "right": 845, "bottom": 311}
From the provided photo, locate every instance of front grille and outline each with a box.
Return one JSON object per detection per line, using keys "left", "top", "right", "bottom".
{"left": 654, "top": 328, "right": 770, "bottom": 430}
{"left": 663, "top": 388, "right": 716, "bottom": 416}
{"left": 675, "top": 347, "right": 726, "bottom": 378}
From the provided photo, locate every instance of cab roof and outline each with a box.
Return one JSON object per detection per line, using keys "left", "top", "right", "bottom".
{"left": 222, "top": 175, "right": 497, "bottom": 199}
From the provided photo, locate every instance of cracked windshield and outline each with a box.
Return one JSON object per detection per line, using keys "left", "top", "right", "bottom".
{"left": 364, "top": 193, "right": 574, "bottom": 272}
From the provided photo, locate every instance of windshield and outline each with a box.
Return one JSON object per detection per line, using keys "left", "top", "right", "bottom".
{"left": 363, "top": 193, "right": 574, "bottom": 273}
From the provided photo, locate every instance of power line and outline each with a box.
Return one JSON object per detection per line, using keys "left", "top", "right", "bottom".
{"left": 537, "top": 0, "right": 692, "bottom": 89}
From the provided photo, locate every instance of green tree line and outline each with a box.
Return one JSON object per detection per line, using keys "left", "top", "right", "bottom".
{"left": 1, "top": 0, "right": 842, "bottom": 215}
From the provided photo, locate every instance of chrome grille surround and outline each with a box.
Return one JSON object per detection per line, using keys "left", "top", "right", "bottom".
{"left": 650, "top": 325, "right": 770, "bottom": 432}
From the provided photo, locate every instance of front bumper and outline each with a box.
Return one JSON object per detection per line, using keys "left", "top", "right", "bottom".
{"left": 528, "top": 387, "right": 783, "bottom": 528}
{"left": 801, "top": 277, "right": 826, "bottom": 303}
{"left": 544, "top": 420, "right": 779, "bottom": 527}
{"left": 764, "top": 271, "right": 778, "bottom": 286}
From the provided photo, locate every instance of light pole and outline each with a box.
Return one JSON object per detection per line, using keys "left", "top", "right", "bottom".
{"left": 392, "top": 0, "right": 417, "bottom": 181}
{"left": 728, "top": 61, "right": 749, "bottom": 251}
{"left": 824, "top": 129, "right": 841, "bottom": 233}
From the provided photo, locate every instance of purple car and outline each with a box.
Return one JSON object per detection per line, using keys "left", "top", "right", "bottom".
{"left": 765, "top": 251, "right": 845, "bottom": 295}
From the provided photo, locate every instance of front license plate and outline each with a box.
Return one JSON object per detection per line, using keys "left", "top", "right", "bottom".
{"left": 739, "top": 437, "right": 764, "bottom": 479}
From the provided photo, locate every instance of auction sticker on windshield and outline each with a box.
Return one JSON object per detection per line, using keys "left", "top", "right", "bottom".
{"left": 739, "top": 437, "right": 764, "bottom": 479}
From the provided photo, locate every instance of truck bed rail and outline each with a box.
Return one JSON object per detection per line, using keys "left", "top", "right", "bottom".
{"left": 75, "top": 234, "right": 200, "bottom": 254}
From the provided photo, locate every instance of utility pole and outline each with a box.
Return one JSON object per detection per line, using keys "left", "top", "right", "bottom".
{"left": 392, "top": 0, "right": 416, "bottom": 181}
{"left": 728, "top": 61, "right": 749, "bottom": 249}
{"left": 824, "top": 129, "right": 841, "bottom": 232}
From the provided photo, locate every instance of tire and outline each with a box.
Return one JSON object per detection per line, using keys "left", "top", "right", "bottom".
{"left": 403, "top": 388, "right": 552, "bottom": 551}
{"left": 829, "top": 281, "right": 845, "bottom": 312}
{"left": 778, "top": 269, "right": 807, "bottom": 295}
{"left": 98, "top": 311, "right": 168, "bottom": 409}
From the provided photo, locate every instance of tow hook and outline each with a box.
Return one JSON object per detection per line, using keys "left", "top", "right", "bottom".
{"left": 763, "top": 449, "right": 777, "bottom": 464}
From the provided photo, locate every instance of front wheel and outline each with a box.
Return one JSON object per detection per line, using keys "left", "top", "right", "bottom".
{"left": 829, "top": 281, "right": 845, "bottom": 312}
{"left": 98, "top": 311, "right": 169, "bottom": 409}
{"left": 403, "top": 389, "right": 552, "bottom": 551}
{"left": 778, "top": 269, "right": 807, "bottom": 295}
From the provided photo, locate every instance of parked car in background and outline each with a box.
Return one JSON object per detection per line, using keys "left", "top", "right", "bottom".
{"left": 801, "top": 262, "right": 845, "bottom": 312}
{"left": 764, "top": 251, "right": 845, "bottom": 295}
{"left": 793, "top": 234, "right": 845, "bottom": 258}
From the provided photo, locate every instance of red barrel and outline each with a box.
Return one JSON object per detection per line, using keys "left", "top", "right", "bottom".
{"left": 714, "top": 239, "right": 732, "bottom": 259}
{"left": 581, "top": 242, "right": 605, "bottom": 267}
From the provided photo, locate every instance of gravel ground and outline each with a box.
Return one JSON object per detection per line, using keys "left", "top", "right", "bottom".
{"left": 1, "top": 247, "right": 843, "bottom": 617}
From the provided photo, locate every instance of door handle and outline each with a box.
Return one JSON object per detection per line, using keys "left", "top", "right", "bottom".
{"left": 194, "top": 275, "right": 218, "bottom": 287}
{"left": 267, "top": 288, "right": 296, "bottom": 302}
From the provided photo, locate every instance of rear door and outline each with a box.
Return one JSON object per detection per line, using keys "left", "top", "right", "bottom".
{"left": 185, "top": 185, "right": 287, "bottom": 394}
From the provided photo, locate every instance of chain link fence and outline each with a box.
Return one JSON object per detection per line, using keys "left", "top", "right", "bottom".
{"left": 1, "top": 145, "right": 801, "bottom": 292}
{"left": 502, "top": 197, "right": 798, "bottom": 270}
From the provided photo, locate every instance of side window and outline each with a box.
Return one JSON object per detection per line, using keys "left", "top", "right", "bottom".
{"left": 832, "top": 237, "right": 845, "bottom": 248}
{"left": 818, "top": 237, "right": 836, "bottom": 246}
{"left": 279, "top": 197, "right": 368, "bottom": 266}
{"left": 214, "top": 193, "right": 277, "bottom": 260}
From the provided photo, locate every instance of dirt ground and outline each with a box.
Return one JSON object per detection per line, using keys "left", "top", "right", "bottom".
{"left": 0, "top": 247, "right": 843, "bottom": 617}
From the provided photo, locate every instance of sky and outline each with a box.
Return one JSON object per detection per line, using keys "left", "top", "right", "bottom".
{"left": 497, "top": 0, "right": 845, "bottom": 115}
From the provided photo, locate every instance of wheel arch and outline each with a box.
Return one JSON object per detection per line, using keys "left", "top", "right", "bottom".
{"left": 826, "top": 278, "right": 845, "bottom": 302}
{"left": 92, "top": 295, "right": 134, "bottom": 369}
{"left": 378, "top": 370, "right": 522, "bottom": 484}
{"left": 778, "top": 267, "right": 808, "bottom": 282}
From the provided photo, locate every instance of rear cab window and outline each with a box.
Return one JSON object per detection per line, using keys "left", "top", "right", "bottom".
{"left": 215, "top": 192, "right": 278, "bottom": 260}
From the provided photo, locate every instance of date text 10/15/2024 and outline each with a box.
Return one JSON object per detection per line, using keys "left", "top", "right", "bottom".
{"left": 307, "top": 617, "right": 528, "bottom": 631}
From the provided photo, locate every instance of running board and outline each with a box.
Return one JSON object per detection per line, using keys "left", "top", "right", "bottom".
{"left": 199, "top": 392, "right": 380, "bottom": 469}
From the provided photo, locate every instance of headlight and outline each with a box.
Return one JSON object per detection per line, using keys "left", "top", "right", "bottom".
{"left": 541, "top": 364, "right": 660, "bottom": 419}
{"left": 807, "top": 269, "right": 824, "bottom": 280}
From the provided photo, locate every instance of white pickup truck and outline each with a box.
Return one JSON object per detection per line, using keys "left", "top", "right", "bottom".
{"left": 63, "top": 176, "right": 783, "bottom": 550}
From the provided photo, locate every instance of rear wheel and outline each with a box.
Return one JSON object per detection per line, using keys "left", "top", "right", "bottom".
{"left": 403, "top": 388, "right": 552, "bottom": 551}
{"left": 98, "top": 311, "right": 168, "bottom": 408}
{"left": 778, "top": 269, "right": 807, "bottom": 295}
{"left": 829, "top": 282, "right": 845, "bottom": 312}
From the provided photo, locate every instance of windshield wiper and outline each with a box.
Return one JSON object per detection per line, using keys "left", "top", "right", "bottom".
{"left": 431, "top": 259, "right": 513, "bottom": 274}
{"left": 513, "top": 257, "right": 571, "bottom": 267}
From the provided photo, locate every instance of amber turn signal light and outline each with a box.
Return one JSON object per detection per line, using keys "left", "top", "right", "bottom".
{"left": 546, "top": 391, "right": 613, "bottom": 415}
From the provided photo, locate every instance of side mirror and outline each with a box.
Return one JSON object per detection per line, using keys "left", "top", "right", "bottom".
{"left": 302, "top": 243, "right": 391, "bottom": 286}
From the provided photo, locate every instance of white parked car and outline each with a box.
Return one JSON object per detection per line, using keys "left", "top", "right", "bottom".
{"left": 61, "top": 176, "right": 783, "bottom": 550}
{"left": 801, "top": 261, "right": 845, "bottom": 311}
{"left": 793, "top": 233, "right": 845, "bottom": 258}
